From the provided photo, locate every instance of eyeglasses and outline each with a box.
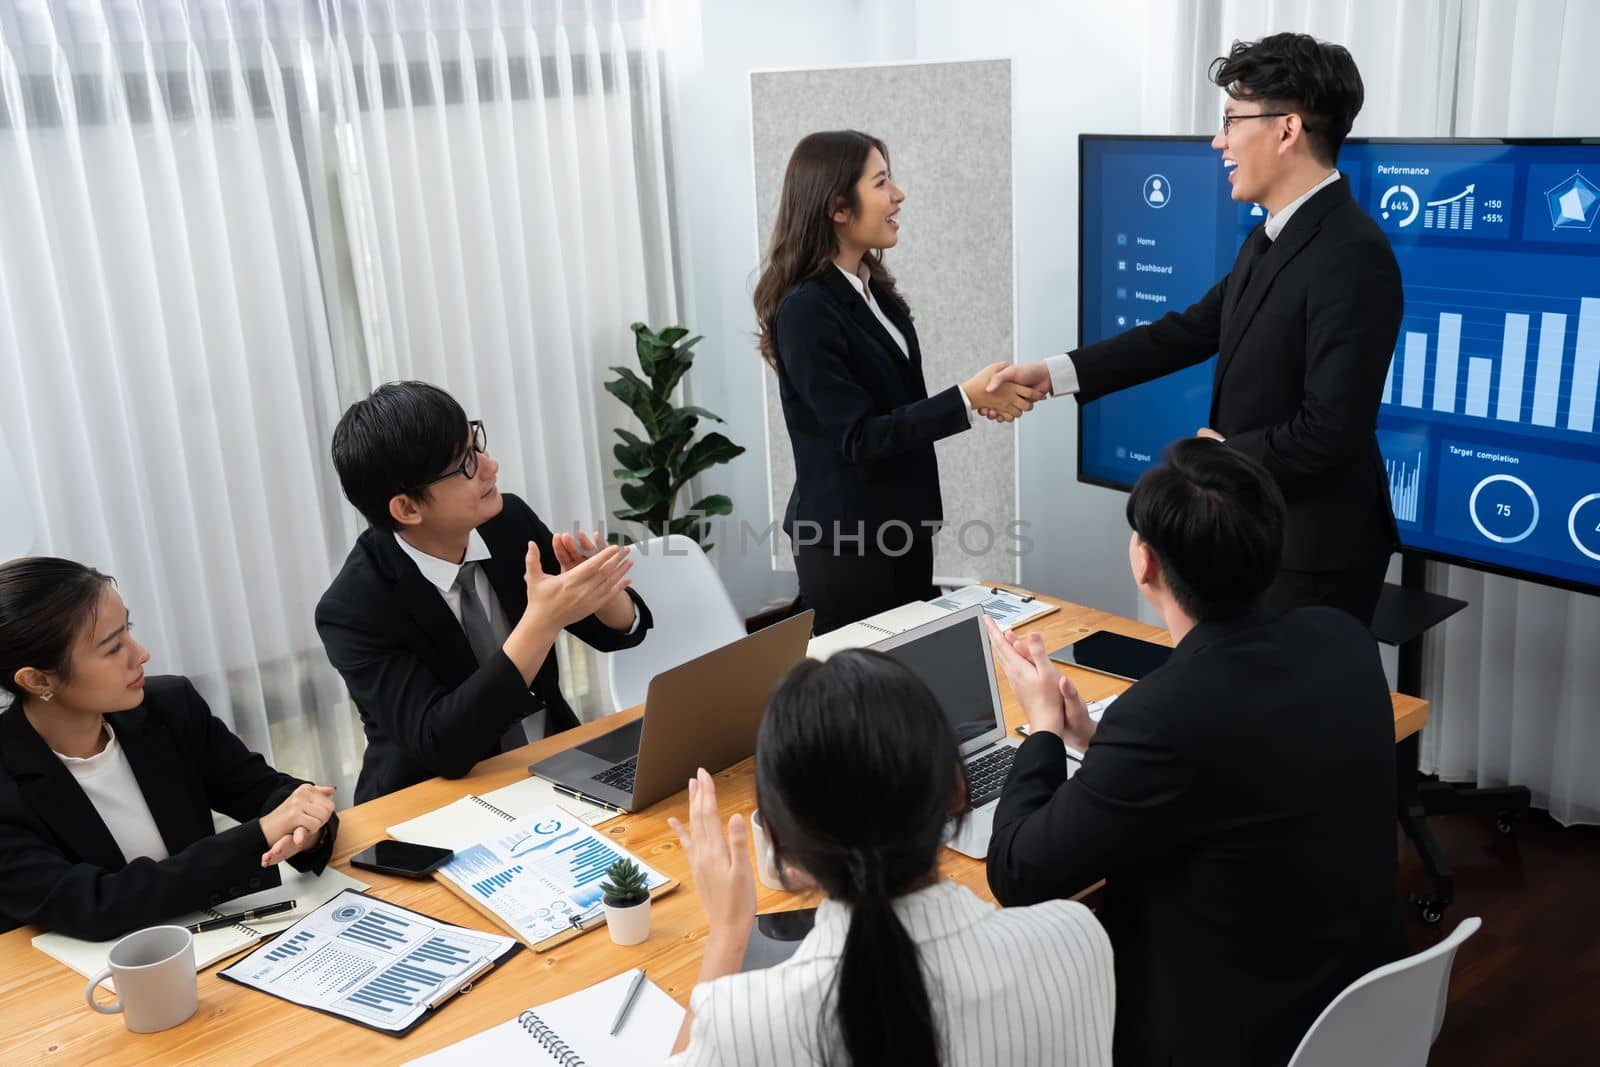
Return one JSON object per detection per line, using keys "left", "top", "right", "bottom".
{"left": 405, "top": 420, "right": 487, "bottom": 492}
{"left": 1220, "top": 111, "right": 1291, "bottom": 135}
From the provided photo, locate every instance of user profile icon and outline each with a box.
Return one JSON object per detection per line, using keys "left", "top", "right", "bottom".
{"left": 1143, "top": 174, "right": 1171, "bottom": 209}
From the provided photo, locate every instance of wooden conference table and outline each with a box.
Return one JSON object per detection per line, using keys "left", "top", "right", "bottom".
{"left": 0, "top": 589, "right": 1428, "bottom": 1065}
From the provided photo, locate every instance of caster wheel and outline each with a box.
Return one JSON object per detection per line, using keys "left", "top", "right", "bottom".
{"left": 1419, "top": 903, "right": 1443, "bottom": 924}
{"left": 1496, "top": 813, "right": 1517, "bottom": 835}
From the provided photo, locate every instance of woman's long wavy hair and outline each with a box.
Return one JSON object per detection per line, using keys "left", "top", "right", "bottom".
{"left": 753, "top": 130, "right": 911, "bottom": 369}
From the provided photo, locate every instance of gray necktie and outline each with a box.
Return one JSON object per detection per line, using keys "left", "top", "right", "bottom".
{"left": 453, "top": 563, "right": 501, "bottom": 667}
{"left": 454, "top": 562, "right": 538, "bottom": 751}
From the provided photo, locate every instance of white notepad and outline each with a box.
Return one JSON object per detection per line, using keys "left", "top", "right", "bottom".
{"left": 804, "top": 599, "right": 953, "bottom": 660}
{"left": 31, "top": 864, "right": 368, "bottom": 978}
{"left": 387, "top": 775, "right": 620, "bottom": 851}
{"left": 405, "top": 968, "right": 684, "bottom": 1065}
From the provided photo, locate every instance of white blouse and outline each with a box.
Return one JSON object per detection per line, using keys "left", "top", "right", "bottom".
{"left": 836, "top": 262, "right": 975, "bottom": 420}
{"left": 670, "top": 880, "right": 1114, "bottom": 1066}
{"left": 55, "top": 723, "right": 170, "bottom": 863}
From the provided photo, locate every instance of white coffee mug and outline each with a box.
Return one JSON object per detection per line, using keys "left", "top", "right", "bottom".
{"left": 85, "top": 925, "right": 198, "bottom": 1033}
{"left": 749, "top": 809, "right": 785, "bottom": 892}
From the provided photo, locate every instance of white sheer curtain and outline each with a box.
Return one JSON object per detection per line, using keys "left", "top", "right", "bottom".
{"left": 0, "top": 0, "right": 679, "bottom": 793}
{"left": 1143, "top": 0, "right": 1600, "bottom": 825}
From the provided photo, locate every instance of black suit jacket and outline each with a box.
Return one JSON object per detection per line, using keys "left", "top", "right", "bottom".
{"left": 1072, "top": 176, "right": 1402, "bottom": 570}
{"left": 315, "top": 493, "right": 653, "bottom": 803}
{"left": 988, "top": 607, "right": 1409, "bottom": 1067}
{"left": 773, "top": 266, "right": 970, "bottom": 549}
{"left": 0, "top": 676, "right": 336, "bottom": 941}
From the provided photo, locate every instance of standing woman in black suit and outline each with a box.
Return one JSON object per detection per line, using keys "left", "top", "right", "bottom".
{"left": 754, "top": 130, "right": 1043, "bottom": 634}
{"left": 0, "top": 558, "right": 339, "bottom": 940}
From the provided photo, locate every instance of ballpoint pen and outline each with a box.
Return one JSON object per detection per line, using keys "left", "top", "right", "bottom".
{"left": 550, "top": 782, "right": 627, "bottom": 815}
{"left": 608, "top": 968, "right": 647, "bottom": 1035}
{"left": 186, "top": 899, "right": 297, "bottom": 933}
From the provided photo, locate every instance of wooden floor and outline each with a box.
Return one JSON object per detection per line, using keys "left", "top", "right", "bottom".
{"left": 1398, "top": 807, "right": 1600, "bottom": 1062}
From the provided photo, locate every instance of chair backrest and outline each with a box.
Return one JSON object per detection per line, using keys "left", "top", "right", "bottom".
{"left": 1286, "top": 917, "right": 1482, "bottom": 1067}
{"left": 606, "top": 535, "right": 745, "bottom": 711}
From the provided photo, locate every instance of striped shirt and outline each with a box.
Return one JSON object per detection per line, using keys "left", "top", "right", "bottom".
{"left": 668, "top": 880, "right": 1114, "bottom": 1066}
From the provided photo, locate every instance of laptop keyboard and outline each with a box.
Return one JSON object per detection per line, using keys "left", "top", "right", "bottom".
{"left": 964, "top": 746, "right": 1018, "bottom": 810}
{"left": 591, "top": 755, "right": 639, "bottom": 793}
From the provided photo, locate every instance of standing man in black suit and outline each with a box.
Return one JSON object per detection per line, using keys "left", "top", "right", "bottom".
{"left": 316, "top": 382, "right": 652, "bottom": 803}
{"left": 986, "top": 33, "right": 1402, "bottom": 625}
{"left": 985, "top": 440, "right": 1408, "bottom": 1067}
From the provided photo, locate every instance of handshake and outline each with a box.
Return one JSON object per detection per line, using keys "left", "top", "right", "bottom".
{"left": 960, "top": 361, "right": 1052, "bottom": 424}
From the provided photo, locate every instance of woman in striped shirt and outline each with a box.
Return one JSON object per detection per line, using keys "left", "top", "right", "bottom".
{"left": 667, "top": 650, "right": 1114, "bottom": 1066}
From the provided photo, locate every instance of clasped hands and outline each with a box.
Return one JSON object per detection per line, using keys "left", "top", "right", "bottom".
{"left": 964, "top": 361, "right": 1052, "bottom": 424}
{"left": 985, "top": 617, "right": 1099, "bottom": 754}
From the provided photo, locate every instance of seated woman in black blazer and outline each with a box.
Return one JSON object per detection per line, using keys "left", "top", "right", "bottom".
{"left": 753, "top": 130, "right": 1046, "bottom": 634}
{"left": 0, "top": 557, "right": 338, "bottom": 940}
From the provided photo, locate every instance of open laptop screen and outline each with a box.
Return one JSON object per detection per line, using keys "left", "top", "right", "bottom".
{"left": 877, "top": 613, "right": 1002, "bottom": 751}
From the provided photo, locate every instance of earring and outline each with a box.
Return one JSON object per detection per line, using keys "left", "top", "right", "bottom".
{"left": 40, "top": 690, "right": 53, "bottom": 702}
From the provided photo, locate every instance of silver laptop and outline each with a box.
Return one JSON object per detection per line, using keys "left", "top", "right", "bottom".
{"left": 528, "top": 610, "right": 814, "bottom": 812}
{"left": 871, "top": 605, "right": 1027, "bottom": 859}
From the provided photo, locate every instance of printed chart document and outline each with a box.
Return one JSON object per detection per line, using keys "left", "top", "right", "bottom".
{"left": 405, "top": 967, "right": 684, "bottom": 1065}
{"left": 387, "top": 774, "right": 619, "bottom": 849}
{"left": 219, "top": 889, "right": 518, "bottom": 1036}
{"left": 433, "top": 807, "right": 674, "bottom": 951}
{"left": 929, "top": 584, "right": 1060, "bottom": 630}
{"left": 32, "top": 865, "right": 368, "bottom": 978}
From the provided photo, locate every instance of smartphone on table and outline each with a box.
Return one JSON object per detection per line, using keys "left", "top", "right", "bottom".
{"left": 349, "top": 840, "right": 454, "bottom": 879}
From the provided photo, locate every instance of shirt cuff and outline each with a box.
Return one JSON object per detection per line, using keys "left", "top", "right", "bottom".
{"left": 623, "top": 600, "right": 642, "bottom": 635}
{"left": 1045, "top": 353, "right": 1081, "bottom": 397}
{"left": 954, "top": 382, "right": 974, "bottom": 423}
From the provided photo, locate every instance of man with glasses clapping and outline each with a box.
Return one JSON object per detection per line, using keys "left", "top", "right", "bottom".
{"left": 316, "top": 382, "right": 652, "bottom": 802}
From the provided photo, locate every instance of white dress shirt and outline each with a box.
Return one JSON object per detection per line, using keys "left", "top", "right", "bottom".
{"left": 837, "top": 262, "right": 975, "bottom": 421}
{"left": 668, "top": 880, "right": 1114, "bottom": 1066}
{"left": 56, "top": 722, "right": 171, "bottom": 864}
{"left": 393, "top": 530, "right": 546, "bottom": 742}
{"left": 1044, "top": 169, "right": 1342, "bottom": 396}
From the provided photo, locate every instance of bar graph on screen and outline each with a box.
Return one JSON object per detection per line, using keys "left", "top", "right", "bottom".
{"left": 1381, "top": 288, "right": 1600, "bottom": 435}
{"left": 1388, "top": 452, "right": 1423, "bottom": 523}
{"left": 1378, "top": 430, "right": 1429, "bottom": 527}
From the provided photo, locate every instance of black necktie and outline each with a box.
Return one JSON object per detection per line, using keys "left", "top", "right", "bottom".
{"left": 1231, "top": 226, "right": 1271, "bottom": 307}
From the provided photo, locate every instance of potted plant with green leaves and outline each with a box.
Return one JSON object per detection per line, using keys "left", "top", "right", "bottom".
{"left": 605, "top": 322, "right": 745, "bottom": 552}
{"left": 600, "top": 857, "right": 652, "bottom": 945}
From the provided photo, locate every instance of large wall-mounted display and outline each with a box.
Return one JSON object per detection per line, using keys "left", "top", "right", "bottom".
{"left": 1078, "top": 136, "right": 1600, "bottom": 595}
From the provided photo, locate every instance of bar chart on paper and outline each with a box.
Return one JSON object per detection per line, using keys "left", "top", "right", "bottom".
{"left": 1381, "top": 287, "right": 1600, "bottom": 436}
{"left": 435, "top": 809, "right": 671, "bottom": 946}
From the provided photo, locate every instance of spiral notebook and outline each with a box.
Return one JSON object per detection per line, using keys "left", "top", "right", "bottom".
{"left": 404, "top": 968, "right": 683, "bottom": 1065}
{"left": 387, "top": 775, "right": 619, "bottom": 851}
{"left": 31, "top": 865, "right": 368, "bottom": 978}
{"left": 804, "top": 599, "right": 951, "bottom": 660}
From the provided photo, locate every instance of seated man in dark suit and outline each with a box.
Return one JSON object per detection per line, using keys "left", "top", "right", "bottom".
{"left": 986, "top": 438, "right": 1407, "bottom": 1067}
{"left": 317, "top": 382, "right": 653, "bottom": 803}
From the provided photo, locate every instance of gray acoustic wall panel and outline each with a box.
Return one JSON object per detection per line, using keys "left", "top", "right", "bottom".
{"left": 751, "top": 59, "right": 1017, "bottom": 582}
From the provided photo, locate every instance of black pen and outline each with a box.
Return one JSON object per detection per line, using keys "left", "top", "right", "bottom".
{"left": 551, "top": 783, "right": 627, "bottom": 815}
{"left": 187, "top": 899, "right": 297, "bottom": 933}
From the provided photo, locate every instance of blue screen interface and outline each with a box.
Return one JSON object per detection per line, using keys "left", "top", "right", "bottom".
{"left": 1078, "top": 137, "right": 1600, "bottom": 592}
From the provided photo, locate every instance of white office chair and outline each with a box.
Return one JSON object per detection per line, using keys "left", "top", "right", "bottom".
{"left": 606, "top": 534, "right": 745, "bottom": 711}
{"left": 1286, "top": 916, "right": 1481, "bottom": 1067}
